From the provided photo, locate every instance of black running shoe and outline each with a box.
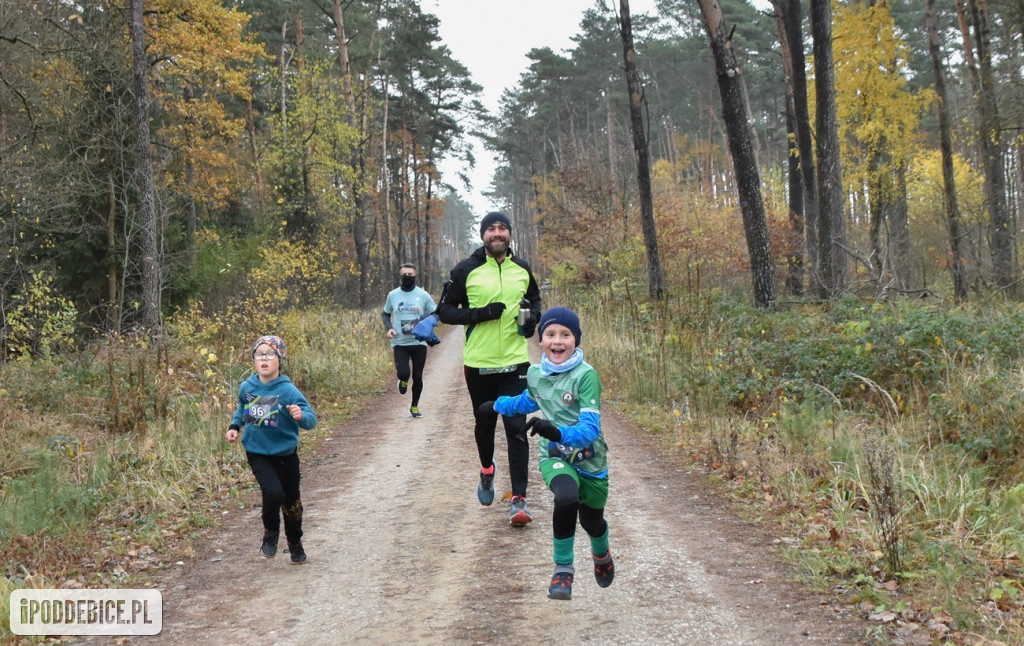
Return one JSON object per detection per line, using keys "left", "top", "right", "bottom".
{"left": 593, "top": 550, "right": 615, "bottom": 587}
{"left": 260, "top": 531, "right": 279, "bottom": 558}
{"left": 288, "top": 541, "right": 307, "bottom": 564}
{"left": 548, "top": 566, "right": 574, "bottom": 600}
{"left": 398, "top": 379, "right": 408, "bottom": 395}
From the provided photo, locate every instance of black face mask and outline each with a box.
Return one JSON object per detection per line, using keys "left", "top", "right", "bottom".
{"left": 400, "top": 275, "right": 416, "bottom": 291}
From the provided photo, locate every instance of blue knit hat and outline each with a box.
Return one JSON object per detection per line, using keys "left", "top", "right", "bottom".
{"left": 479, "top": 211, "right": 512, "bottom": 238}
{"left": 538, "top": 307, "right": 582, "bottom": 347}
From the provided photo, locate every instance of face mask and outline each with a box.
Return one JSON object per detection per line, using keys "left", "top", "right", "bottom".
{"left": 401, "top": 275, "right": 416, "bottom": 290}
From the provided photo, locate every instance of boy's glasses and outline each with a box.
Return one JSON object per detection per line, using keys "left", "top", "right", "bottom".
{"left": 254, "top": 352, "right": 279, "bottom": 361}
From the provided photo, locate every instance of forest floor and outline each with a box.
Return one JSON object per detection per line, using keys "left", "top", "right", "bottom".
{"left": 75, "top": 329, "right": 875, "bottom": 645}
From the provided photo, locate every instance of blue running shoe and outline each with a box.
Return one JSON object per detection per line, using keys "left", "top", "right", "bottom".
{"left": 509, "top": 496, "right": 532, "bottom": 526}
{"left": 477, "top": 466, "right": 495, "bottom": 506}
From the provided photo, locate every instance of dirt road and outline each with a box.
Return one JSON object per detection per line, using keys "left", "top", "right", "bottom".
{"left": 121, "top": 329, "right": 870, "bottom": 645}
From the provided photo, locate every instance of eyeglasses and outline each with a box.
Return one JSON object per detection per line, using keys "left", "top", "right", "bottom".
{"left": 254, "top": 352, "right": 279, "bottom": 361}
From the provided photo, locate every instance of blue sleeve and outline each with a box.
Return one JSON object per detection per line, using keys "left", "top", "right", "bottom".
{"left": 494, "top": 390, "right": 540, "bottom": 416}
{"left": 557, "top": 411, "right": 600, "bottom": 447}
{"left": 291, "top": 386, "right": 318, "bottom": 430}
{"left": 230, "top": 383, "right": 246, "bottom": 427}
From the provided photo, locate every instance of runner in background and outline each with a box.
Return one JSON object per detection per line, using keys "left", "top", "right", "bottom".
{"left": 382, "top": 263, "right": 436, "bottom": 419}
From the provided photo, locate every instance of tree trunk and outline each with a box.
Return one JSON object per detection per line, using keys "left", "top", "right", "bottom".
{"left": 969, "top": 0, "right": 1012, "bottom": 292}
{"left": 279, "top": 19, "right": 288, "bottom": 134}
{"left": 618, "top": 0, "right": 664, "bottom": 300}
{"left": 810, "top": 0, "right": 845, "bottom": 297}
{"left": 695, "top": 0, "right": 777, "bottom": 307}
{"left": 332, "top": 0, "right": 372, "bottom": 306}
{"left": 891, "top": 163, "right": 910, "bottom": 291}
{"left": 130, "top": 0, "right": 161, "bottom": 330}
{"left": 246, "top": 95, "right": 263, "bottom": 198}
{"left": 183, "top": 84, "right": 197, "bottom": 270}
{"left": 770, "top": 0, "right": 802, "bottom": 294}
{"left": 381, "top": 73, "right": 394, "bottom": 280}
{"left": 868, "top": 146, "right": 885, "bottom": 282}
{"left": 774, "top": 0, "right": 823, "bottom": 294}
{"left": 107, "top": 172, "right": 120, "bottom": 332}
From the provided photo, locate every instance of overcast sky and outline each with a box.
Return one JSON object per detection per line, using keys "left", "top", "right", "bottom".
{"left": 425, "top": 0, "right": 659, "bottom": 217}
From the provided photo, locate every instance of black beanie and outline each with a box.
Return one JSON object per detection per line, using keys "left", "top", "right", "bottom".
{"left": 539, "top": 306, "right": 582, "bottom": 347}
{"left": 479, "top": 211, "right": 512, "bottom": 238}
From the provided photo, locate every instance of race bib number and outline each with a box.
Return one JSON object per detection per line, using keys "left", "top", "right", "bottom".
{"left": 244, "top": 395, "right": 280, "bottom": 427}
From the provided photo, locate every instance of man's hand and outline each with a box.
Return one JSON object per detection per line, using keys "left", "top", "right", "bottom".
{"left": 520, "top": 311, "right": 537, "bottom": 338}
{"left": 525, "top": 417, "right": 561, "bottom": 442}
{"left": 475, "top": 400, "right": 497, "bottom": 421}
{"left": 470, "top": 301, "right": 505, "bottom": 323}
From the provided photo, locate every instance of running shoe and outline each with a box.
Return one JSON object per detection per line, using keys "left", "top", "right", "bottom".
{"left": 509, "top": 495, "right": 533, "bottom": 526}
{"left": 260, "top": 530, "right": 278, "bottom": 558}
{"left": 593, "top": 550, "right": 615, "bottom": 587}
{"left": 477, "top": 466, "right": 495, "bottom": 506}
{"left": 398, "top": 379, "right": 408, "bottom": 395}
{"left": 288, "top": 541, "right": 306, "bottom": 564}
{"left": 410, "top": 406, "right": 422, "bottom": 419}
{"left": 548, "top": 566, "right": 574, "bottom": 600}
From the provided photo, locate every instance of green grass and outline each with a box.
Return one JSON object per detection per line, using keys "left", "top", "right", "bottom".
{"left": 0, "top": 306, "right": 391, "bottom": 639}
{"left": 4, "top": 287, "right": 1024, "bottom": 643}
{"left": 559, "top": 287, "right": 1024, "bottom": 644}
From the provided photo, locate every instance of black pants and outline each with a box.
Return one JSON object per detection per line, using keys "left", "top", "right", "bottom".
{"left": 550, "top": 473, "right": 607, "bottom": 540}
{"left": 246, "top": 450, "right": 303, "bottom": 544}
{"left": 394, "top": 344, "right": 428, "bottom": 406}
{"left": 465, "top": 363, "right": 530, "bottom": 497}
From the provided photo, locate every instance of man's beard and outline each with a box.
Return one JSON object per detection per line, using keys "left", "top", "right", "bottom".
{"left": 485, "top": 238, "right": 508, "bottom": 256}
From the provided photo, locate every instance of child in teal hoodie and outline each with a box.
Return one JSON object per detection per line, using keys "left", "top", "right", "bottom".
{"left": 226, "top": 334, "right": 318, "bottom": 564}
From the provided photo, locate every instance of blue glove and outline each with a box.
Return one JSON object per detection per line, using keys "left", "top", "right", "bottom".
{"left": 412, "top": 315, "right": 439, "bottom": 342}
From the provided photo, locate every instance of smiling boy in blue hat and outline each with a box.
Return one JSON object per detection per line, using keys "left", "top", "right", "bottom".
{"left": 478, "top": 306, "right": 613, "bottom": 600}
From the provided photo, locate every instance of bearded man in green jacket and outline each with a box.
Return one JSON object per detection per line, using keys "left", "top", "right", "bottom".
{"left": 436, "top": 211, "right": 542, "bottom": 526}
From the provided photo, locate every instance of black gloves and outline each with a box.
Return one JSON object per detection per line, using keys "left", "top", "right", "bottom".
{"left": 525, "top": 417, "right": 561, "bottom": 442}
{"left": 520, "top": 312, "right": 537, "bottom": 338}
{"left": 470, "top": 301, "right": 506, "bottom": 324}
{"left": 475, "top": 400, "right": 497, "bottom": 421}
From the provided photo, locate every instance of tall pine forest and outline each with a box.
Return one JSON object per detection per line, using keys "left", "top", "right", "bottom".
{"left": 1, "top": 0, "right": 1024, "bottom": 343}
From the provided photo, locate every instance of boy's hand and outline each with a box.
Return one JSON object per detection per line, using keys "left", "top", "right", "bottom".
{"left": 286, "top": 404, "right": 302, "bottom": 421}
{"left": 525, "top": 417, "right": 561, "bottom": 442}
{"left": 475, "top": 400, "right": 497, "bottom": 421}
{"left": 225, "top": 428, "right": 239, "bottom": 442}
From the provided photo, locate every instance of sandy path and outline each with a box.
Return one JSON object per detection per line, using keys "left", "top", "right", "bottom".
{"left": 88, "top": 329, "right": 868, "bottom": 645}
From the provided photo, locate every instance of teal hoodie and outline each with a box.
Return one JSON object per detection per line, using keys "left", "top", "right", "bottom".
{"left": 231, "top": 374, "right": 317, "bottom": 456}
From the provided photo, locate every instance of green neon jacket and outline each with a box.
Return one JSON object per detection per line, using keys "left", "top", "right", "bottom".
{"left": 436, "top": 246, "right": 541, "bottom": 369}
